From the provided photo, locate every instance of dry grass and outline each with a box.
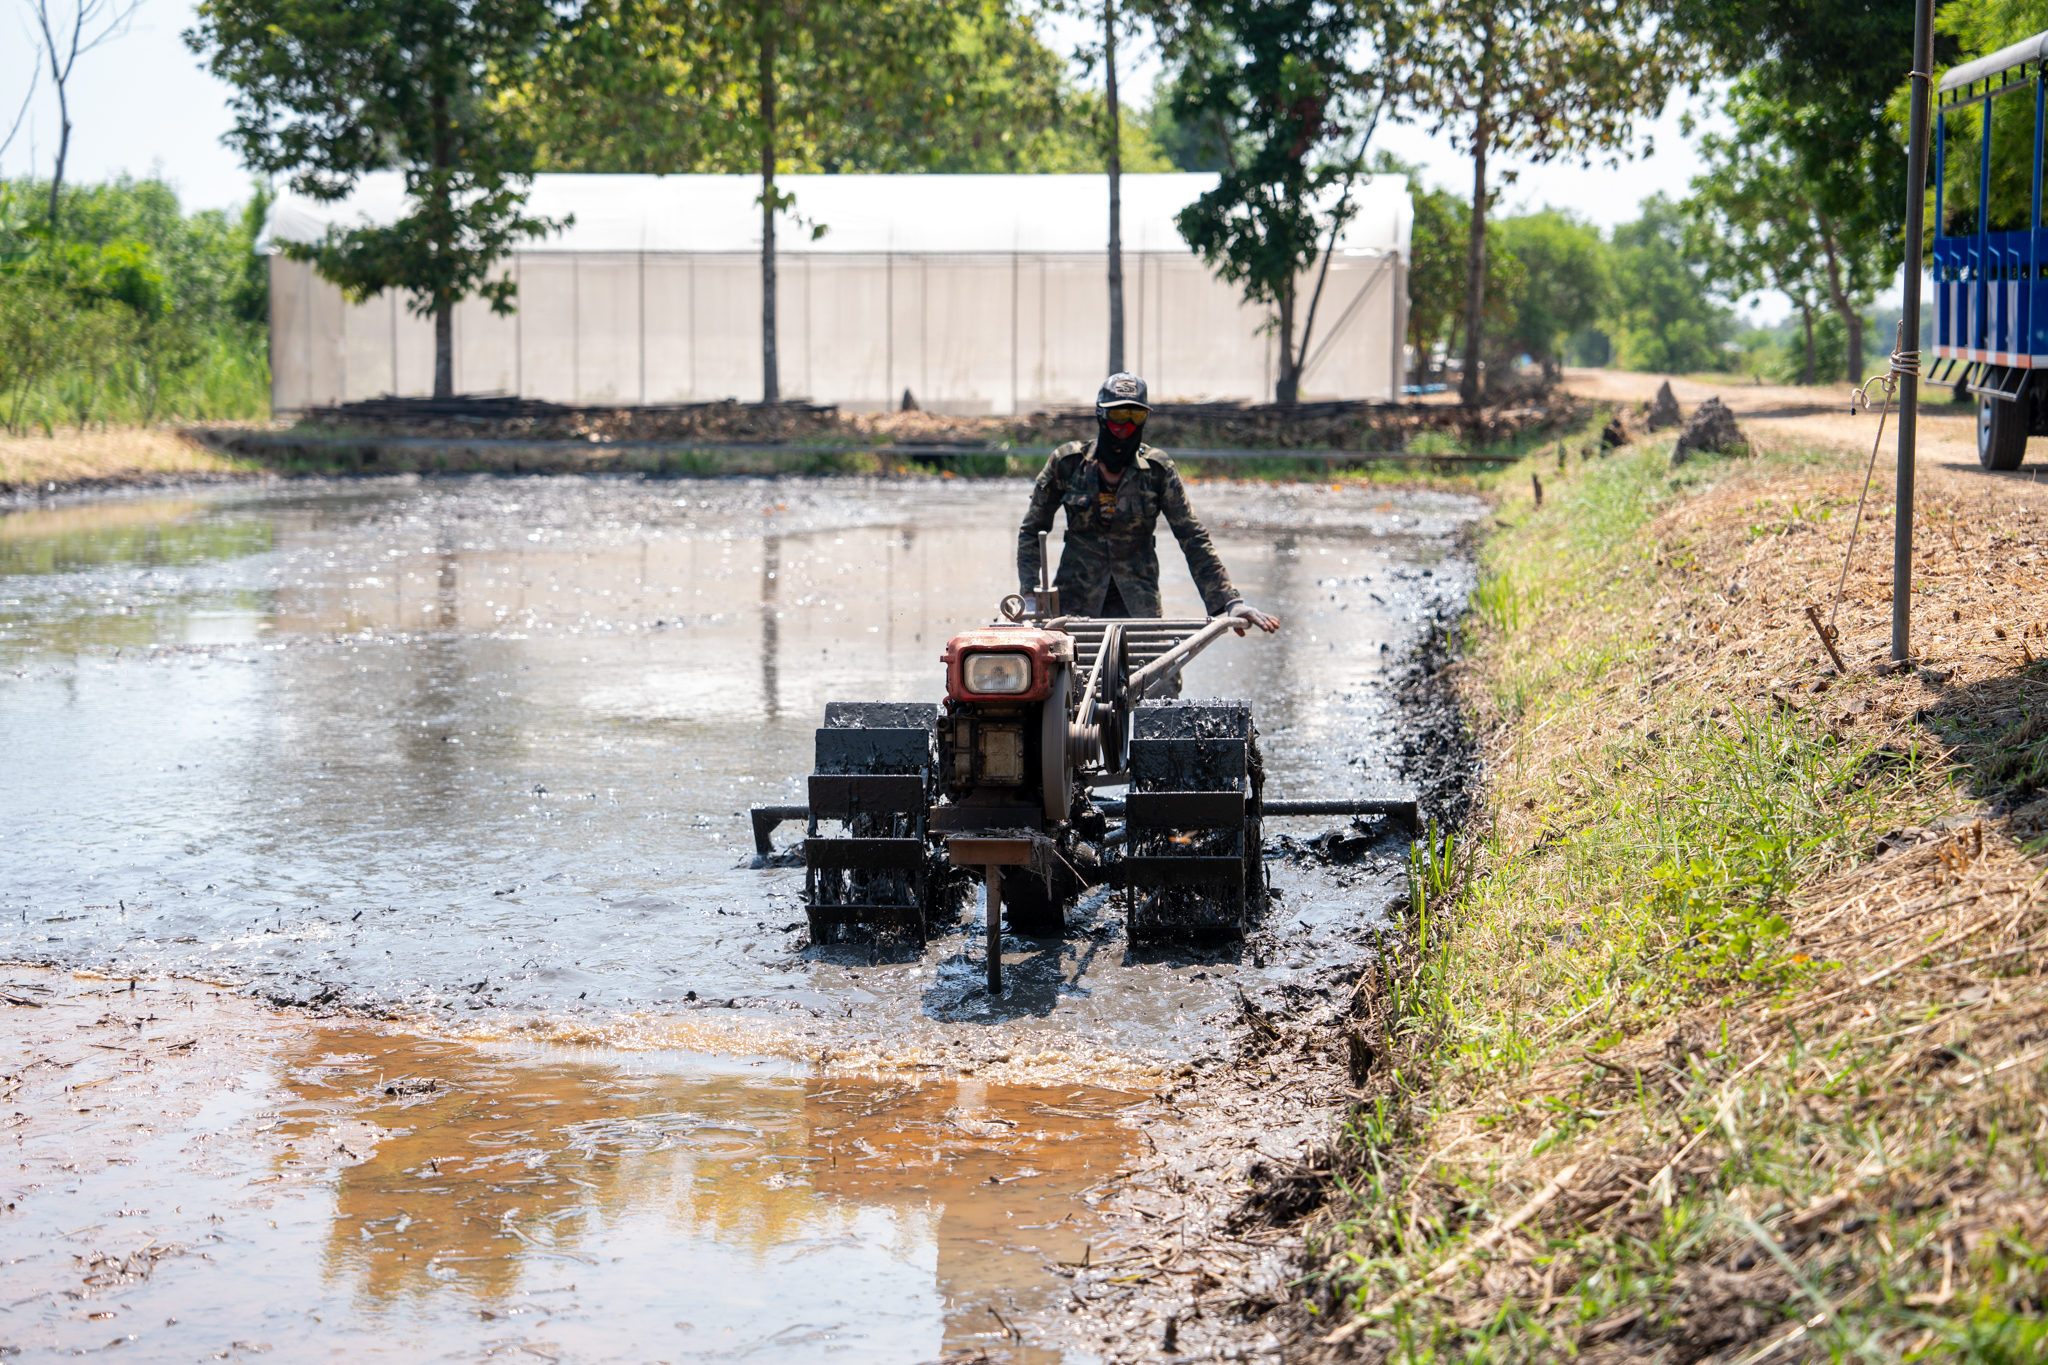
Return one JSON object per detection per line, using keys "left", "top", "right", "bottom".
{"left": 0, "top": 425, "right": 261, "bottom": 491}
{"left": 1298, "top": 417, "right": 2048, "bottom": 1362}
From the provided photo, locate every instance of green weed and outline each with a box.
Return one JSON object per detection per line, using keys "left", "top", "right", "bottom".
{"left": 1470, "top": 570, "right": 1537, "bottom": 634}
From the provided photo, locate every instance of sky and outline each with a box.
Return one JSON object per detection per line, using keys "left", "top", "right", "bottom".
{"left": 2, "top": 0, "right": 1797, "bottom": 323}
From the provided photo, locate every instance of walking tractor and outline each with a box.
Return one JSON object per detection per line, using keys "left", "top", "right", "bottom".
{"left": 750, "top": 535, "right": 1417, "bottom": 990}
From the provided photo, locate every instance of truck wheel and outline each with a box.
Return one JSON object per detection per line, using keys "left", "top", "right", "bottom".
{"left": 1980, "top": 394, "right": 2028, "bottom": 471}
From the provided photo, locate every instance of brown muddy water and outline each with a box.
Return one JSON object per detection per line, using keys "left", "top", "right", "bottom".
{"left": 2, "top": 475, "right": 1479, "bottom": 1360}
{"left": 3, "top": 971, "right": 1138, "bottom": 1361}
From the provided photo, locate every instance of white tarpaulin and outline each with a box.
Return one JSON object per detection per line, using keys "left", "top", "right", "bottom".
{"left": 265, "top": 172, "right": 1412, "bottom": 414}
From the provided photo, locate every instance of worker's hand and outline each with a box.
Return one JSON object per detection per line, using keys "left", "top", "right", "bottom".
{"left": 1228, "top": 602, "right": 1281, "bottom": 635}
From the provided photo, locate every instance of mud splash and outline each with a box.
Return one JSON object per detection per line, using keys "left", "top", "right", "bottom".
{"left": 3, "top": 970, "right": 1143, "bottom": 1362}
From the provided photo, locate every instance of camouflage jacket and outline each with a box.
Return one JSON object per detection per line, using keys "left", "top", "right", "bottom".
{"left": 1016, "top": 440, "right": 1240, "bottom": 618}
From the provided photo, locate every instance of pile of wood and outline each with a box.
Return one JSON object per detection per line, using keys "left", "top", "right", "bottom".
{"left": 299, "top": 394, "right": 844, "bottom": 443}
{"left": 293, "top": 390, "right": 1581, "bottom": 453}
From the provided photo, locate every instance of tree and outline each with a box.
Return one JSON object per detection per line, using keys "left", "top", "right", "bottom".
{"left": 1604, "top": 193, "right": 1730, "bottom": 374}
{"left": 1376, "top": 0, "right": 1696, "bottom": 406}
{"left": 1055, "top": 0, "right": 1153, "bottom": 374}
{"left": 30, "top": 0, "right": 142, "bottom": 228}
{"left": 512, "top": 0, "right": 964, "bottom": 402}
{"left": 1685, "top": 91, "right": 1831, "bottom": 382}
{"left": 509, "top": 0, "right": 1108, "bottom": 173}
{"left": 1679, "top": 0, "right": 1941, "bottom": 357}
{"left": 1144, "top": 64, "right": 1234, "bottom": 170}
{"left": 1403, "top": 176, "right": 1470, "bottom": 382}
{"left": 189, "top": 0, "right": 567, "bottom": 399}
{"left": 1376, "top": 152, "right": 1523, "bottom": 384}
{"left": 1155, "top": 0, "right": 1384, "bottom": 404}
{"left": 1686, "top": 82, "right": 1886, "bottom": 381}
{"left": 1492, "top": 209, "right": 1608, "bottom": 378}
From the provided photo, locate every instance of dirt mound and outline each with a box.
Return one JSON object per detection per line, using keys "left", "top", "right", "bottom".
{"left": 1671, "top": 396, "right": 1750, "bottom": 461}
{"left": 1647, "top": 379, "right": 1683, "bottom": 430}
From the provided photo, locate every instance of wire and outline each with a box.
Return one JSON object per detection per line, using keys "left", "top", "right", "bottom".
{"left": 1828, "top": 322, "right": 1921, "bottom": 643}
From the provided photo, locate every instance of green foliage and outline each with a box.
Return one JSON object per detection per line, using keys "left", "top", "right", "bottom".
{"left": 1142, "top": 64, "right": 1233, "bottom": 172}
{"left": 1375, "top": 0, "right": 1701, "bottom": 401}
{"left": 1646, "top": 707, "right": 1888, "bottom": 990}
{"left": 1470, "top": 568, "right": 1538, "bottom": 634}
{"left": 1687, "top": 81, "right": 1883, "bottom": 382}
{"left": 189, "top": 0, "right": 567, "bottom": 396}
{"left": 1492, "top": 210, "right": 1608, "bottom": 375}
{"left": 1685, "top": 94, "right": 1822, "bottom": 334}
{"left": 1677, "top": 0, "right": 1929, "bottom": 289}
{"left": 510, "top": 0, "right": 1120, "bottom": 174}
{"left": 1917, "top": 0, "right": 2048, "bottom": 241}
{"left": 1951, "top": 1301, "right": 2048, "bottom": 1364}
{"left": 1377, "top": 154, "right": 1530, "bottom": 383}
{"left": 0, "top": 178, "right": 270, "bottom": 432}
{"left": 1399, "top": 170, "right": 1472, "bottom": 380}
{"left": 1157, "top": 0, "right": 1382, "bottom": 403}
{"left": 1603, "top": 194, "right": 1733, "bottom": 374}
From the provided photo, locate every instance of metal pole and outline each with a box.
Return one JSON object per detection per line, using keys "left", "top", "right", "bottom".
{"left": 1894, "top": 0, "right": 1936, "bottom": 663}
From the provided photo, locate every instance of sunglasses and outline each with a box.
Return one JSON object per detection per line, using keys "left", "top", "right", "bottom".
{"left": 1102, "top": 406, "right": 1148, "bottom": 424}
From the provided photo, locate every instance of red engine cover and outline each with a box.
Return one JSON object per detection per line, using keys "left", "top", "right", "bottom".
{"left": 941, "top": 626, "right": 1069, "bottom": 703}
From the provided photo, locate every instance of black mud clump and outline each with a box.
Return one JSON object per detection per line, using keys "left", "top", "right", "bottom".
{"left": 1391, "top": 610, "right": 1480, "bottom": 830}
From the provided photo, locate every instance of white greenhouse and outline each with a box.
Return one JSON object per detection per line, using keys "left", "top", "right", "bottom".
{"left": 263, "top": 172, "right": 1412, "bottom": 416}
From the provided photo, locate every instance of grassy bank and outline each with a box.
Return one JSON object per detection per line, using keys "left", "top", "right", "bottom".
{"left": 1300, "top": 421, "right": 2048, "bottom": 1361}
{"left": 1, "top": 427, "right": 261, "bottom": 492}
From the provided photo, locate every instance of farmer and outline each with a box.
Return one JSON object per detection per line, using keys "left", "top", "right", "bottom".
{"left": 1016, "top": 372, "right": 1281, "bottom": 632}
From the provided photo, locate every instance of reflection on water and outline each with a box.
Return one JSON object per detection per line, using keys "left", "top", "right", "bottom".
{"left": 3, "top": 973, "right": 1132, "bottom": 1362}
{"left": 0, "top": 498, "right": 272, "bottom": 576}
{"left": 282, "top": 1029, "right": 1128, "bottom": 1362}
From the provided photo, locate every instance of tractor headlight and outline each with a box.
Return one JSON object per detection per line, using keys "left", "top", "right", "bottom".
{"left": 963, "top": 652, "right": 1032, "bottom": 695}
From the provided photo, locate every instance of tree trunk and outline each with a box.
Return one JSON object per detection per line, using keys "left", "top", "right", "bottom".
{"left": 1800, "top": 303, "right": 1816, "bottom": 385}
{"left": 430, "top": 90, "right": 454, "bottom": 399}
{"left": 434, "top": 302, "right": 453, "bottom": 399}
{"left": 1104, "top": 0, "right": 1125, "bottom": 376}
{"left": 759, "top": 14, "right": 780, "bottom": 404}
{"left": 1816, "top": 215, "right": 1864, "bottom": 383}
{"left": 46, "top": 71, "right": 69, "bottom": 230}
{"left": 37, "top": 0, "right": 73, "bottom": 231}
{"left": 1275, "top": 279, "right": 1299, "bottom": 404}
{"left": 1459, "top": 114, "right": 1489, "bottom": 408}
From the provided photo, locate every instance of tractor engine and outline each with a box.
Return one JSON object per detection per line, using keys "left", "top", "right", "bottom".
{"left": 934, "top": 625, "right": 1079, "bottom": 827}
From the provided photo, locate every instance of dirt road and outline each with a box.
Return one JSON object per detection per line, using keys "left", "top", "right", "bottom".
{"left": 1562, "top": 365, "right": 1996, "bottom": 477}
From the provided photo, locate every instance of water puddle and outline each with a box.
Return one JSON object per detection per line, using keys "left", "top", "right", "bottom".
{"left": 4, "top": 971, "right": 1137, "bottom": 1361}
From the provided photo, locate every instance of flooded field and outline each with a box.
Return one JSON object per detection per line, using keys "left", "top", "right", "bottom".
{"left": 2, "top": 473, "right": 1480, "bottom": 1360}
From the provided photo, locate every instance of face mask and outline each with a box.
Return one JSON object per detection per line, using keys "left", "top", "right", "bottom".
{"left": 1097, "top": 417, "right": 1143, "bottom": 471}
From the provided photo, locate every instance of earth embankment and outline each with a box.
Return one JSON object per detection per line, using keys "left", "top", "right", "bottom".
{"left": 1265, "top": 382, "right": 2048, "bottom": 1363}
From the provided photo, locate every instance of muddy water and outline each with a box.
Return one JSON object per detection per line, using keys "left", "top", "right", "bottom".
{"left": 2, "top": 476, "right": 1478, "bottom": 1053}
{"left": 5, "top": 972, "right": 1136, "bottom": 1361}
{"left": 3, "top": 475, "right": 1478, "bottom": 1361}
